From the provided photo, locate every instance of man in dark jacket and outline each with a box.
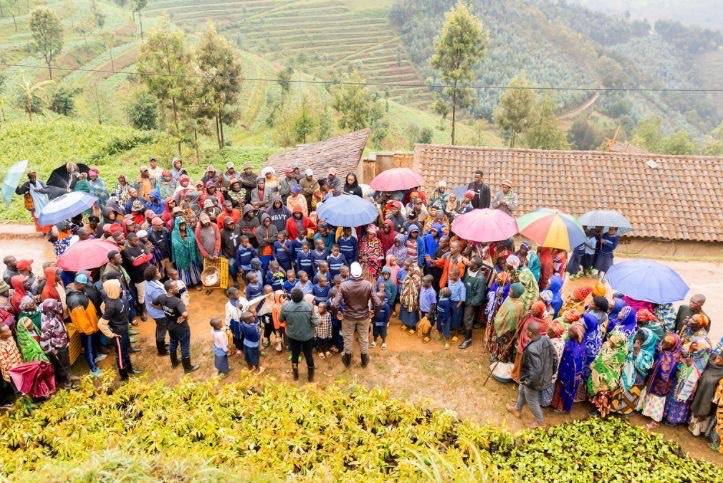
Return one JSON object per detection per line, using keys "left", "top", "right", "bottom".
{"left": 506, "top": 321, "right": 558, "bottom": 428}
{"left": 279, "top": 288, "right": 319, "bottom": 382}
{"left": 122, "top": 233, "right": 153, "bottom": 321}
{"left": 220, "top": 217, "right": 242, "bottom": 286}
{"left": 467, "top": 170, "right": 491, "bottom": 209}
{"left": 148, "top": 217, "right": 172, "bottom": 274}
{"left": 459, "top": 258, "right": 487, "bottom": 350}
{"left": 331, "top": 262, "right": 381, "bottom": 369}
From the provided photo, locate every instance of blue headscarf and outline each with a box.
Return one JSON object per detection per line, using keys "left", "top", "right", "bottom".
{"left": 557, "top": 327, "right": 586, "bottom": 412}
{"left": 620, "top": 327, "right": 658, "bottom": 391}
{"left": 609, "top": 297, "right": 626, "bottom": 320}
{"left": 549, "top": 274, "right": 563, "bottom": 318}
{"left": 607, "top": 306, "right": 637, "bottom": 339}
{"left": 582, "top": 312, "right": 602, "bottom": 380}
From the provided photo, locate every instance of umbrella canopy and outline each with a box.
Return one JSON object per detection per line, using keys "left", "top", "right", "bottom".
{"left": 517, "top": 208, "right": 586, "bottom": 251}
{"left": 37, "top": 192, "right": 97, "bottom": 226}
{"left": 368, "top": 168, "right": 423, "bottom": 192}
{"left": 579, "top": 210, "right": 633, "bottom": 234}
{"left": 316, "top": 194, "right": 379, "bottom": 228}
{"left": 2, "top": 160, "right": 28, "bottom": 207}
{"left": 56, "top": 239, "right": 119, "bottom": 271}
{"left": 46, "top": 162, "right": 90, "bottom": 190}
{"left": 451, "top": 209, "right": 518, "bottom": 243}
{"left": 452, "top": 185, "right": 468, "bottom": 199}
{"left": 604, "top": 259, "right": 689, "bottom": 304}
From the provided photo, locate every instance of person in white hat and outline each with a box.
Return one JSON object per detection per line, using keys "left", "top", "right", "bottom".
{"left": 330, "top": 262, "right": 382, "bottom": 369}
{"left": 223, "top": 162, "right": 240, "bottom": 188}
{"left": 492, "top": 179, "right": 518, "bottom": 216}
{"left": 431, "top": 180, "right": 449, "bottom": 208}
{"left": 299, "top": 168, "right": 319, "bottom": 208}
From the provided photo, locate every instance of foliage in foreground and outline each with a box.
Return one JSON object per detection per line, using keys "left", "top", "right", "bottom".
{"left": 0, "top": 374, "right": 720, "bottom": 482}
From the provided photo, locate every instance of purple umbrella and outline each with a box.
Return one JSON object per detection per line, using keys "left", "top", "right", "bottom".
{"left": 604, "top": 259, "right": 689, "bottom": 304}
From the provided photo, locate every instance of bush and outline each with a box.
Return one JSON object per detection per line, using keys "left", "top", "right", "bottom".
{"left": 126, "top": 91, "right": 158, "bottom": 131}
{"left": 49, "top": 87, "right": 81, "bottom": 116}
{"left": 0, "top": 374, "right": 719, "bottom": 480}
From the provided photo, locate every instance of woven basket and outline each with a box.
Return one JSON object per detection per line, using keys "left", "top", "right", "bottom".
{"left": 202, "top": 258, "right": 229, "bottom": 289}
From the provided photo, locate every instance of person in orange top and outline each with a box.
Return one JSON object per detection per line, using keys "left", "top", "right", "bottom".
{"left": 271, "top": 290, "right": 288, "bottom": 352}
{"left": 216, "top": 200, "right": 241, "bottom": 230}
{"left": 432, "top": 240, "right": 469, "bottom": 288}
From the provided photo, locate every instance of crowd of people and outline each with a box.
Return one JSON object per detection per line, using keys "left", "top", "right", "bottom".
{"left": 1, "top": 156, "right": 722, "bottom": 453}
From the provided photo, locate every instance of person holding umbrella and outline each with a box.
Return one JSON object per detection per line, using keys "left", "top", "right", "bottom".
{"left": 15, "top": 171, "right": 50, "bottom": 233}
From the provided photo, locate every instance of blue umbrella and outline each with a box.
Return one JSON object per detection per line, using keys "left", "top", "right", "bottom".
{"left": 316, "top": 194, "right": 378, "bottom": 228}
{"left": 604, "top": 259, "right": 689, "bottom": 304}
{"left": 2, "top": 160, "right": 28, "bottom": 207}
{"left": 453, "top": 185, "right": 468, "bottom": 199}
{"left": 579, "top": 210, "right": 633, "bottom": 235}
{"left": 37, "top": 192, "right": 98, "bottom": 226}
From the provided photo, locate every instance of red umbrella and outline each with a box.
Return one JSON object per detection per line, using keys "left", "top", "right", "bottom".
{"left": 451, "top": 208, "right": 518, "bottom": 242}
{"left": 56, "top": 239, "right": 119, "bottom": 271}
{"left": 369, "top": 168, "right": 423, "bottom": 192}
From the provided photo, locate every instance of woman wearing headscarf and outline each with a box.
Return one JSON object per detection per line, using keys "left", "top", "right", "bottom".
{"left": 170, "top": 158, "right": 188, "bottom": 181}
{"left": 9, "top": 275, "right": 28, "bottom": 316}
{"left": 171, "top": 217, "right": 202, "bottom": 288}
{"left": 688, "top": 342, "right": 723, "bottom": 437}
{"left": 679, "top": 314, "right": 711, "bottom": 348}
{"left": 608, "top": 294, "right": 626, "bottom": 321}
{"left": 641, "top": 333, "right": 682, "bottom": 428}
{"left": 359, "top": 225, "right": 383, "bottom": 281}
{"left": 422, "top": 224, "right": 442, "bottom": 273}
{"left": 606, "top": 306, "right": 638, "bottom": 340}
{"left": 492, "top": 282, "right": 525, "bottom": 363}
{"left": 16, "top": 317, "right": 49, "bottom": 363}
{"left": 484, "top": 271, "right": 510, "bottom": 351}
{"left": 41, "top": 265, "right": 64, "bottom": 306}
{"left": 537, "top": 247, "right": 554, "bottom": 290}
{"left": 15, "top": 171, "right": 51, "bottom": 233}
{"left": 18, "top": 296, "right": 42, "bottom": 336}
{"left": 507, "top": 254, "right": 538, "bottom": 313}
{"left": 551, "top": 322, "right": 586, "bottom": 413}
{"left": 260, "top": 167, "right": 279, "bottom": 193}
{"left": 399, "top": 263, "right": 422, "bottom": 332}
{"left": 512, "top": 301, "right": 549, "bottom": 383}
{"left": 664, "top": 337, "right": 712, "bottom": 425}
{"left": 587, "top": 330, "right": 628, "bottom": 417}
{"left": 158, "top": 170, "right": 177, "bottom": 200}
{"left": 560, "top": 286, "right": 592, "bottom": 317}
{"left": 39, "top": 299, "right": 73, "bottom": 387}
{"left": 285, "top": 205, "right": 316, "bottom": 242}
{"left": 611, "top": 327, "right": 658, "bottom": 415}
{"left": 576, "top": 312, "right": 603, "bottom": 402}
{"left": 404, "top": 224, "right": 425, "bottom": 268}
{"left": 378, "top": 220, "right": 397, "bottom": 256}
{"left": 87, "top": 168, "right": 109, "bottom": 210}
{"left": 549, "top": 274, "right": 563, "bottom": 318}
{"left": 636, "top": 308, "right": 666, "bottom": 341}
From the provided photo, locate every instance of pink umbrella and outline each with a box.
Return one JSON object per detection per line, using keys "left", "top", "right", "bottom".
{"left": 451, "top": 209, "right": 518, "bottom": 242}
{"left": 10, "top": 361, "right": 56, "bottom": 398}
{"left": 56, "top": 238, "right": 119, "bottom": 271}
{"left": 369, "top": 168, "right": 423, "bottom": 192}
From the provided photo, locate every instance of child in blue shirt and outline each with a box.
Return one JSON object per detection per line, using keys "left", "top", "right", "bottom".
{"left": 313, "top": 261, "right": 332, "bottom": 284}
{"left": 239, "top": 311, "right": 265, "bottom": 374}
{"left": 371, "top": 298, "right": 391, "bottom": 350}
{"left": 236, "top": 235, "right": 257, "bottom": 274}
{"left": 294, "top": 270, "right": 314, "bottom": 295}
{"left": 283, "top": 270, "right": 297, "bottom": 294}
{"left": 310, "top": 238, "right": 328, "bottom": 275}
{"left": 312, "top": 276, "right": 331, "bottom": 305}
{"left": 327, "top": 244, "right": 347, "bottom": 279}
{"left": 419, "top": 275, "right": 437, "bottom": 320}
{"left": 245, "top": 272, "right": 264, "bottom": 311}
{"left": 265, "top": 260, "right": 286, "bottom": 293}
{"left": 378, "top": 267, "right": 398, "bottom": 305}
{"left": 273, "top": 231, "right": 293, "bottom": 272}
{"left": 436, "top": 287, "right": 452, "bottom": 349}
{"left": 328, "top": 275, "right": 344, "bottom": 352}
{"left": 295, "top": 241, "right": 315, "bottom": 275}
{"left": 291, "top": 232, "right": 306, "bottom": 264}
{"left": 447, "top": 268, "right": 466, "bottom": 340}
{"left": 337, "top": 227, "right": 358, "bottom": 263}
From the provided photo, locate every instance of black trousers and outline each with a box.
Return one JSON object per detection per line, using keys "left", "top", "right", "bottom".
{"left": 48, "top": 349, "right": 71, "bottom": 385}
{"left": 288, "top": 338, "right": 314, "bottom": 370}
{"left": 113, "top": 332, "right": 133, "bottom": 380}
{"left": 154, "top": 317, "right": 168, "bottom": 344}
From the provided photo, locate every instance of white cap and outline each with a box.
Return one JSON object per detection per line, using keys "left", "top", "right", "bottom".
{"left": 350, "top": 262, "right": 362, "bottom": 278}
{"left": 437, "top": 180, "right": 447, "bottom": 188}
{"left": 305, "top": 168, "right": 314, "bottom": 176}
{"left": 226, "top": 161, "right": 235, "bottom": 169}
{"left": 136, "top": 230, "right": 148, "bottom": 238}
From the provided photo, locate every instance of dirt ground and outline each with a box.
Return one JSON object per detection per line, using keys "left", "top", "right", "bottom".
{"left": 1, "top": 233, "right": 722, "bottom": 465}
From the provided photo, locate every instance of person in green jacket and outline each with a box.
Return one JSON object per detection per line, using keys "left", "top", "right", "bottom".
{"left": 459, "top": 258, "right": 487, "bottom": 350}
{"left": 279, "top": 288, "right": 319, "bottom": 382}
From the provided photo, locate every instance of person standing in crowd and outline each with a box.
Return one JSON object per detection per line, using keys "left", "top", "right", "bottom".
{"left": 491, "top": 179, "right": 517, "bottom": 216}
{"left": 595, "top": 227, "right": 619, "bottom": 278}
{"left": 279, "top": 288, "right": 318, "bottom": 382}
{"left": 459, "top": 258, "right": 486, "bottom": 349}
{"left": 87, "top": 168, "right": 110, "bottom": 211}
{"left": 551, "top": 322, "right": 586, "bottom": 413}
{"left": 143, "top": 266, "right": 168, "bottom": 356}
{"left": 331, "top": 262, "right": 381, "bottom": 369}
{"left": 675, "top": 294, "right": 709, "bottom": 332}
{"left": 147, "top": 157, "right": 163, "bottom": 181}
{"left": 507, "top": 321, "right": 558, "bottom": 428}
{"left": 153, "top": 280, "right": 199, "bottom": 373}
{"left": 98, "top": 278, "right": 141, "bottom": 381}
{"left": 171, "top": 217, "right": 202, "bottom": 289}
{"left": 122, "top": 233, "right": 153, "bottom": 322}
{"left": 467, "top": 170, "right": 490, "bottom": 209}
{"left": 66, "top": 273, "right": 101, "bottom": 376}
{"left": 15, "top": 171, "right": 50, "bottom": 233}
{"left": 326, "top": 168, "right": 342, "bottom": 196}
{"left": 343, "top": 173, "right": 363, "bottom": 197}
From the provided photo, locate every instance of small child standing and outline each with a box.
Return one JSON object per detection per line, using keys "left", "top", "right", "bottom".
{"left": 266, "top": 260, "right": 286, "bottom": 292}
{"left": 313, "top": 261, "right": 332, "bottom": 284}
{"left": 582, "top": 229, "right": 597, "bottom": 276}
{"left": 419, "top": 274, "right": 438, "bottom": 330}
{"left": 295, "top": 271, "right": 313, "bottom": 295}
{"left": 257, "top": 285, "right": 275, "bottom": 348}
{"left": 245, "top": 272, "right": 264, "bottom": 311}
{"left": 239, "top": 311, "right": 265, "bottom": 374}
{"left": 284, "top": 270, "right": 297, "bottom": 294}
{"left": 312, "top": 276, "right": 331, "bottom": 305}
{"left": 168, "top": 268, "right": 190, "bottom": 307}
{"left": 327, "top": 244, "right": 347, "bottom": 280}
{"left": 378, "top": 267, "right": 398, "bottom": 306}
{"left": 447, "top": 268, "right": 466, "bottom": 342}
{"left": 437, "top": 287, "right": 453, "bottom": 349}
{"left": 210, "top": 317, "right": 229, "bottom": 377}
{"left": 273, "top": 231, "right": 293, "bottom": 272}
{"left": 371, "top": 292, "right": 391, "bottom": 349}
{"left": 315, "top": 302, "right": 333, "bottom": 359}
{"left": 224, "top": 287, "right": 245, "bottom": 355}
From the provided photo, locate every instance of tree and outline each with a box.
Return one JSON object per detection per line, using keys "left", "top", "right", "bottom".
{"left": 331, "top": 73, "right": 383, "bottom": 131}
{"left": 661, "top": 129, "right": 696, "bottom": 155}
{"left": 49, "top": 86, "right": 80, "bottom": 116}
{"left": 430, "top": 1, "right": 488, "bottom": 145}
{"left": 133, "top": 0, "right": 147, "bottom": 39}
{"left": 277, "top": 66, "right": 293, "bottom": 100}
{"left": 631, "top": 116, "right": 663, "bottom": 152}
{"left": 30, "top": 7, "right": 64, "bottom": 80}
{"left": 194, "top": 22, "right": 243, "bottom": 150}
{"left": 126, "top": 91, "right": 158, "bottom": 130}
{"left": 702, "top": 122, "right": 723, "bottom": 156}
{"left": 16, "top": 77, "right": 54, "bottom": 121}
{"left": 493, "top": 73, "right": 536, "bottom": 147}
{"left": 568, "top": 116, "right": 605, "bottom": 150}
{"left": 137, "top": 22, "right": 193, "bottom": 154}
{"left": 317, "top": 106, "right": 332, "bottom": 141}
{"left": 293, "top": 97, "right": 316, "bottom": 144}
{"left": 523, "top": 95, "right": 569, "bottom": 150}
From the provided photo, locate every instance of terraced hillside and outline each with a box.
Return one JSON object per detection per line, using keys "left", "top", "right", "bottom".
{"left": 145, "top": 0, "right": 434, "bottom": 109}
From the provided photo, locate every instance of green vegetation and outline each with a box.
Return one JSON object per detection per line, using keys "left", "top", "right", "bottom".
{"left": 0, "top": 374, "right": 720, "bottom": 480}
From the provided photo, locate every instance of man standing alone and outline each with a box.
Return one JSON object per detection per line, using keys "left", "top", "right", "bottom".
{"left": 331, "top": 262, "right": 381, "bottom": 368}
{"left": 506, "top": 321, "right": 558, "bottom": 428}
{"left": 467, "top": 170, "right": 491, "bottom": 209}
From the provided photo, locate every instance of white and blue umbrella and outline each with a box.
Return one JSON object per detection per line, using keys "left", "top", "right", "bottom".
{"left": 316, "top": 194, "right": 379, "bottom": 228}
{"left": 37, "top": 192, "right": 97, "bottom": 226}
{"left": 2, "top": 160, "right": 28, "bottom": 207}
{"left": 579, "top": 210, "right": 632, "bottom": 234}
{"left": 604, "top": 259, "right": 689, "bottom": 304}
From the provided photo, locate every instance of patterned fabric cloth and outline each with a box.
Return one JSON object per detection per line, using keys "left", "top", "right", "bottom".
{"left": 641, "top": 391, "right": 667, "bottom": 422}
{"left": 16, "top": 317, "right": 49, "bottom": 363}
{"left": 39, "top": 299, "right": 69, "bottom": 356}
{"left": 359, "top": 234, "right": 383, "bottom": 280}
{"left": 517, "top": 267, "right": 539, "bottom": 313}
{"left": 316, "top": 312, "right": 332, "bottom": 340}
{"left": 0, "top": 337, "right": 23, "bottom": 382}
{"left": 654, "top": 303, "right": 677, "bottom": 332}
